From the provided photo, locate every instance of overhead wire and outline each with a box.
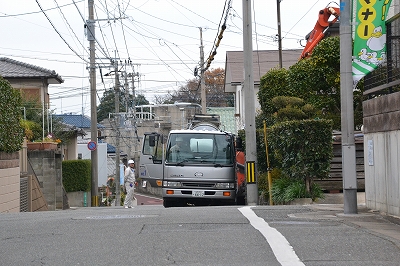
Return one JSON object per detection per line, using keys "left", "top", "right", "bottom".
{"left": 117, "top": 0, "right": 131, "bottom": 60}
{"left": 284, "top": 0, "right": 321, "bottom": 39}
{"left": 35, "top": 0, "right": 88, "bottom": 63}
{"left": 53, "top": 0, "right": 89, "bottom": 56}
{"left": 204, "top": 0, "right": 232, "bottom": 71}
{"left": 94, "top": 5, "right": 112, "bottom": 60}
{"left": 121, "top": 16, "right": 194, "bottom": 81}
{"left": 71, "top": 0, "right": 111, "bottom": 60}
{"left": 102, "top": 0, "right": 120, "bottom": 59}
{"left": 0, "top": 0, "right": 84, "bottom": 18}
{"left": 252, "top": 0, "right": 262, "bottom": 79}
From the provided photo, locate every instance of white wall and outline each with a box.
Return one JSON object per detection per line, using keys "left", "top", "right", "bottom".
{"left": 77, "top": 143, "right": 108, "bottom": 186}
{"left": 364, "top": 131, "right": 400, "bottom": 216}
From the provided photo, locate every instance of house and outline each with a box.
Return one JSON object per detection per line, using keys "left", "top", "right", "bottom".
{"left": 223, "top": 49, "right": 302, "bottom": 129}
{"left": 0, "top": 57, "right": 65, "bottom": 213}
{"left": 53, "top": 114, "right": 105, "bottom": 160}
{"left": 0, "top": 57, "right": 63, "bottom": 109}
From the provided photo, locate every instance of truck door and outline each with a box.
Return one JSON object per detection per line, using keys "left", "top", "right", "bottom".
{"left": 139, "top": 133, "right": 164, "bottom": 187}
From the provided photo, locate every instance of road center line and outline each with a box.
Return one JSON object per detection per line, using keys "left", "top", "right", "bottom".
{"left": 238, "top": 206, "right": 305, "bottom": 266}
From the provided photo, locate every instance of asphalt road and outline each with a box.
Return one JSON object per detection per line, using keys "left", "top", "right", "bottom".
{"left": 135, "top": 193, "right": 163, "bottom": 206}
{"left": 1, "top": 204, "right": 400, "bottom": 266}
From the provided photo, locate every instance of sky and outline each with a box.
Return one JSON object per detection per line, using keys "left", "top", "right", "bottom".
{"left": 0, "top": 0, "right": 336, "bottom": 117}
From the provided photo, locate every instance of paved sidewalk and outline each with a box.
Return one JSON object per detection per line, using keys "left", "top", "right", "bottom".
{"left": 291, "top": 203, "right": 400, "bottom": 247}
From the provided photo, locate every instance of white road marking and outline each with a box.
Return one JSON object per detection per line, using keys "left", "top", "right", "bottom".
{"left": 238, "top": 206, "right": 305, "bottom": 266}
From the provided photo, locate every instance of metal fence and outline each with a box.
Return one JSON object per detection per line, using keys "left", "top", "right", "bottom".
{"left": 364, "top": 14, "right": 400, "bottom": 96}
{"left": 20, "top": 176, "right": 29, "bottom": 212}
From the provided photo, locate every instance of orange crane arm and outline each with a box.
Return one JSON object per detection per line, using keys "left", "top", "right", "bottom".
{"left": 299, "top": 7, "right": 340, "bottom": 60}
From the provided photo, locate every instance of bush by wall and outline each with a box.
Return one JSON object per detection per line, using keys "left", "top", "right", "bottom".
{"left": 62, "top": 160, "right": 91, "bottom": 192}
{"left": 269, "top": 119, "right": 333, "bottom": 181}
{"left": 0, "top": 76, "right": 24, "bottom": 153}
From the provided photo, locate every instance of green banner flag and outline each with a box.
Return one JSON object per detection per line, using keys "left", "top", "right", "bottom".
{"left": 352, "top": 0, "right": 392, "bottom": 85}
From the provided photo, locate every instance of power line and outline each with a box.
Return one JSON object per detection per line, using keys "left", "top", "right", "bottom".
{"left": 53, "top": 0, "right": 89, "bottom": 55}
{"left": 0, "top": 0, "right": 84, "bottom": 17}
{"left": 117, "top": 1, "right": 131, "bottom": 60}
{"left": 35, "top": 0, "right": 88, "bottom": 63}
{"left": 72, "top": 0, "right": 111, "bottom": 60}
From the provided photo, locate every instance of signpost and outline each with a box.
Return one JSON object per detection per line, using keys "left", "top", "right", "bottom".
{"left": 87, "top": 141, "right": 97, "bottom": 151}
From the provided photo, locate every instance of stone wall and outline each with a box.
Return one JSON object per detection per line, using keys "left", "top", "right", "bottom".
{"left": 28, "top": 150, "right": 63, "bottom": 211}
{"left": 0, "top": 152, "right": 20, "bottom": 213}
{"left": 363, "top": 91, "right": 400, "bottom": 216}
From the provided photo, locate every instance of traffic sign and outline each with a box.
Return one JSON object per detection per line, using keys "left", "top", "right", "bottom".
{"left": 87, "top": 141, "right": 97, "bottom": 151}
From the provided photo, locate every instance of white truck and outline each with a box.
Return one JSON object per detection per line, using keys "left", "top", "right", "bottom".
{"left": 139, "top": 114, "right": 246, "bottom": 207}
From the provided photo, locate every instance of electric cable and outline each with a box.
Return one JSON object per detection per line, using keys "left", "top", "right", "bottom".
{"left": 204, "top": 0, "right": 232, "bottom": 71}
{"left": 53, "top": 0, "right": 89, "bottom": 55}
{"left": 35, "top": 0, "right": 88, "bottom": 63}
{"left": 0, "top": 1, "right": 84, "bottom": 17}
{"left": 72, "top": 0, "right": 111, "bottom": 59}
{"left": 117, "top": 1, "right": 131, "bottom": 60}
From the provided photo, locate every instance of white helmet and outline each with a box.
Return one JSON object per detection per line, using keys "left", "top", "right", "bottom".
{"left": 128, "top": 159, "right": 135, "bottom": 164}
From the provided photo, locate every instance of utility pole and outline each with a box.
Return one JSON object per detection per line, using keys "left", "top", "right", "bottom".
{"left": 276, "top": 0, "right": 283, "bottom": 68}
{"left": 130, "top": 72, "right": 138, "bottom": 168}
{"left": 88, "top": 0, "right": 98, "bottom": 207}
{"left": 114, "top": 60, "right": 121, "bottom": 206}
{"left": 242, "top": 0, "right": 258, "bottom": 205}
{"left": 199, "top": 27, "right": 206, "bottom": 114}
{"left": 340, "top": 0, "right": 357, "bottom": 214}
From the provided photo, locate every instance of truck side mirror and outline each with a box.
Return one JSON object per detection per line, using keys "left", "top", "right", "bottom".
{"left": 149, "top": 135, "right": 156, "bottom": 147}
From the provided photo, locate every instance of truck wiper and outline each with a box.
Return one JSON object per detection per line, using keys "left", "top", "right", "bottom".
{"left": 176, "top": 159, "right": 188, "bottom": 166}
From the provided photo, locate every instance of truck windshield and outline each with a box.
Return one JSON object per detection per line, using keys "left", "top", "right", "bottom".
{"left": 166, "top": 133, "right": 233, "bottom": 164}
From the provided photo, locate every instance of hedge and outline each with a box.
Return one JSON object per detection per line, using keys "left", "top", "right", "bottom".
{"left": 62, "top": 160, "right": 91, "bottom": 192}
{"left": 268, "top": 119, "right": 333, "bottom": 181}
{"left": 0, "top": 76, "right": 24, "bottom": 153}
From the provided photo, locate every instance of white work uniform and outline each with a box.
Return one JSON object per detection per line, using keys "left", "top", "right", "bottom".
{"left": 124, "top": 165, "right": 136, "bottom": 208}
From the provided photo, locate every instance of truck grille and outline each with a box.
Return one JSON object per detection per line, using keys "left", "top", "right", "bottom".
{"left": 181, "top": 182, "right": 215, "bottom": 188}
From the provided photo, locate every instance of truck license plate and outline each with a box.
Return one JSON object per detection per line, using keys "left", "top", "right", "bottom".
{"left": 192, "top": 191, "right": 204, "bottom": 197}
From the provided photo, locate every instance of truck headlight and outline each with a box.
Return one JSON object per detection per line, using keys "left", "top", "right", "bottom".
{"left": 215, "top": 183, "right": 235, "bottom": 189}
{"left": 163, "top": 181, "right": 182, "bottom": 187}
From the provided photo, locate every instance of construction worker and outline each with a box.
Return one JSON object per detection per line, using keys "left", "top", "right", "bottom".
{"left": 124, "top": 160, "right": 136, "bottom": 208}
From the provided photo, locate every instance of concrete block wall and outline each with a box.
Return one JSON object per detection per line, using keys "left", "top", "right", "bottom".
{"left": 0, "top": 152, "right": 20, "bottom": 213}
{"left": 363, "top": 91, "right": 400, "bottom": 217}
{"left": 28, "top": 150, "right": 63, "bottom": 211}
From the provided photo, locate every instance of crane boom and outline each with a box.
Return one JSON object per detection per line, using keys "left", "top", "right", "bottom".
{"left": 299, "top": 6, "right": 340, "bottom": 60}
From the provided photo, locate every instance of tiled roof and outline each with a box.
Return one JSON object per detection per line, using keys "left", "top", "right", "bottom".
{"left": 0, "top": 57, "right": 63, "bottom": 84}
{"left": 53, "top": 114, "right": 105, "bottom": 129}
{"left": 224, "top": 49, "right": 302, "bottom": 87}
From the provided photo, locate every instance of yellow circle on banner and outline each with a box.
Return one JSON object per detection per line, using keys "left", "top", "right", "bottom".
{"left": 358, "top": 6, "right": 377, "bottom": 23}
{"left": 356, "top": 22, "right": 376, "bottom": 39}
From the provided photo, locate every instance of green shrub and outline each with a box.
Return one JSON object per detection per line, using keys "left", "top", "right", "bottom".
{"left": 272, "top": 177, "right": 324, "bottom": 204}
{"left": 62, "top": 160, "right": 91, "bottom": 192}
{"left": 269, "top": 119, "right": 333, "bottom": 181}
{"left": 20, "top": 119, "right": 42, "bottom": 142}
{"left": 0, "top": 76, "right": 24, "bottom": 153}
